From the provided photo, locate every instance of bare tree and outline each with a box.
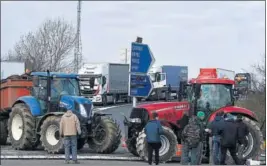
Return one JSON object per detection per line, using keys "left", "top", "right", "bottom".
{"left": 236, "top": 55, "right": 266, "bottom": 137}
{"left": 3, "top": 17, "right": 78, "bottom": 72}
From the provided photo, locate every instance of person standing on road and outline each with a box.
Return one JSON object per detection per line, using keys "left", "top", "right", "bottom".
{"left": 144, "top": 112, "right": 164, "bottom": 165}
{"left": 206, "top": 111, "right": 224, "bottom": 165}
{"left": 60, "top": 109, "right": 82, "bottom": 164}
{"left": 236, "top": 114, "right": 249, "bottom": 164}
{"left": 181, "top": 111, "right": 205, "bottom": 165}
{"left": 219, "top": 113, "right": 241, "bottom": 165}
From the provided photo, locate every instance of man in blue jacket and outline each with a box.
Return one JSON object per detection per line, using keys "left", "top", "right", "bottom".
{"left": 145, "top": 112, "right": 164, "bottom": 165}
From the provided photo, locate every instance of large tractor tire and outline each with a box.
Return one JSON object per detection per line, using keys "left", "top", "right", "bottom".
{"left": 226, "top": 117, "right": 264, "bottom": 164}
{"left": 126, "top": 137, "right": 139, "bottom": 156}
{"left": 8, "top": 103, "right": 35, "bottom": 150}
{"left": 136, "top": 126, "right": 177, "bottom": 163}
{"left": 0, "top": 119, "right": 8, "bottom": 145}
{"left": 40, "top": 116, "right": 64, "bottom": 154}
{"left": 88, "top": 116, "right": 121, "bottom": 154}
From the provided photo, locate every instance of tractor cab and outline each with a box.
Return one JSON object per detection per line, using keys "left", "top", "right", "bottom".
{"left": 179, "top": 68, "right": 236, "bottom": 118}
{"left": 31, "top": 71, "right": 82, "bottom": 113}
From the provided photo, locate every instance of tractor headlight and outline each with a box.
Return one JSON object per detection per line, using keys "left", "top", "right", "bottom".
{"left": 79, "top": 104, "right": 87, "bottom": 117}
{"left": 129, "top": 118, "right": 141, "bottom": 123}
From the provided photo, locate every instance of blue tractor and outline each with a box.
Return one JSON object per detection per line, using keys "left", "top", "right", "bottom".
{"left": 7, "top": 71, "right": 121, "bottom": 153}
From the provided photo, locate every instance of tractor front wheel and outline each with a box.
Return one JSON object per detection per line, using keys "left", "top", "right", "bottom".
{"left": 40, "top": 116, "right": 64, "bottom": 154}
{"left": 136, "top": 126, "right": 177, "bottom": 163}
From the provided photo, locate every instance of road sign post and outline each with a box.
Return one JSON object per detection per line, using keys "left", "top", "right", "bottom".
{"left": 129, "top": 42, "right": 155, "bottom": 107}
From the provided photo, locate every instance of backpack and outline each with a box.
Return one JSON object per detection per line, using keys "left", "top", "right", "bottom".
{"left": 182, "top": 121, "right": 201, "bottom": 148}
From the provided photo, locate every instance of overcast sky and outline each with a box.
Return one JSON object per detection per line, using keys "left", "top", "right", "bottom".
{"left": 1, "top": 1, "right": 265, "bottom": 78}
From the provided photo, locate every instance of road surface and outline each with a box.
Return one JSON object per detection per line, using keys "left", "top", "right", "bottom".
{"left": 1, "top": 160, "right": 191, "bottom": 166}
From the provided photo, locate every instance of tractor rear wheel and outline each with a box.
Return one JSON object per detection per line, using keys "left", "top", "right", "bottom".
{"left": 8, "top": 103, "right": 35, "bottom": 150}
{"left": 136, "top": 126, "right": 177, "bottom": 162}
{"left": 40, "top": 116, "right": 64, "bottom": 154}
{"left": 88, "top": 116, "right": 121, "bottom": 153}
{"left": 0, "top": 119, "right": 8, "bottom": 145}
{"left": 77, "top": 138, "right": 86, "bottom": 150}
{"left": 225, "top": 117, "right": 263, "bottom": 164}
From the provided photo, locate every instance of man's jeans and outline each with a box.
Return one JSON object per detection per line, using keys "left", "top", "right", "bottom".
{"left": 181, "top": 141, "right": 203, "bottom": 165}
{"left": 211, "top": 136, "right": 221, "bottom": 165}
{"left": 64, "top": 135, "right": 78, "bottom": 161}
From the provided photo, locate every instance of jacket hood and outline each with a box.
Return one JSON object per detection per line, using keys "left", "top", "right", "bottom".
{"left": 189, "top": 116, "right": 198, "bottom": 125}
{"left": 64, "top": 110, "right": 73, "bottom": 117}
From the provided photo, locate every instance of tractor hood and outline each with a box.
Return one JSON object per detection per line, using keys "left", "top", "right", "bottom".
{"left": 59, "top": 95, "right": 92, "bottom": 111}
{"left": 137, "top": 101, "right": 190, "bottom": 113}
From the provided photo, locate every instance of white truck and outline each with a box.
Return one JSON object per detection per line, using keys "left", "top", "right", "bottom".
{"left": 1, "top": 61, "right": 25, "bottom": 79}
{"left": 78, "top": 63, "right": 130, "bottom": 105}
{"left": 147, "top": 65, "right": 188, "bottom": 101}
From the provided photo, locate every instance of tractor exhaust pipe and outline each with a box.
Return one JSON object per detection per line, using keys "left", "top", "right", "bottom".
{"left": 47, "top": 70, "right": 51, "bottom": 112}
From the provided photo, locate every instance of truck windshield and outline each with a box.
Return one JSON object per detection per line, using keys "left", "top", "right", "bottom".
{"left": 51, "top": 78, "right": 80, "bottom": 99}
{"left": 149, "top": 73, "right": 156, "bottom": 82}
{"left": 197, "top": 84, "right": 233, "bottom": 111}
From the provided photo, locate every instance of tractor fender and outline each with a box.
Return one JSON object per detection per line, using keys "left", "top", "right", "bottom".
{"left": 208, "top": 106, "right": 258, "bottom": 122}
{"left": 36, "top": 112, "right": 64, "bottom": 133}
{"left": 159, "top": 120, "right": 179, "bottom": 132}
{"left": 13, "top": 96, "right": 43, "bottom": 116}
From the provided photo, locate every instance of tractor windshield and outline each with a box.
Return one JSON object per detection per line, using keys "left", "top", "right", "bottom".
{"left": 197, "top": 84, "right": 233, "bottom": 111}
{"left": 51, "top": 78, "right": 80, "bottom": 100}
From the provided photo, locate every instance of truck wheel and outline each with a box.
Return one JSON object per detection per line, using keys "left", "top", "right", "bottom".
{"left": 40, "top": 116, "right": 64, "bottom": 154}
{"left": 0, "top": 119, "right": 8, "bottom": 145}
{"left": 77, "top": 138, "right": 86, "bottom": 150}
{"left": 136, "top": 126, "right": 177, "bottom": 162}
{"left": 88, "top": 116, "right": 121, "bottom": 153}
{"left": 226, "top": 117, "right": 263, "bottom": 164}
{"left": 126, "top": 137, "right": 139, "bottom": 156}
{"left": 8, "top": 103, "right": 35, "bottom": 150}
{"left": 102, "top": 95, "right": 108, "bottom": 106}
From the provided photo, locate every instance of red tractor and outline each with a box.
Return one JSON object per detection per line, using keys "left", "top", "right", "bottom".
{"left": 124, "top": 68, "right": 263, "bottom": 163}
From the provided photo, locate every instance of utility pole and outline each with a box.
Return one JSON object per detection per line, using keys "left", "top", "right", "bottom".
{"left": 120, "top": 48, "right": 130, "bottom": 64}
{"left": 74, "top": 0, "right": 82, "bottom": 73}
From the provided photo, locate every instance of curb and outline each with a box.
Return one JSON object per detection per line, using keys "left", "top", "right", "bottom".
{"left": 0, "top": 155, "right": 142, "bottom": 161}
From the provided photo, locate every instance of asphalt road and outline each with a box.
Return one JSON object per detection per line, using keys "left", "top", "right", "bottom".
{"left": 0, "top": 160, "right": 190, "bottom": 166}
{"left": 1, "top": 101, "right": 154, "bottom": 156}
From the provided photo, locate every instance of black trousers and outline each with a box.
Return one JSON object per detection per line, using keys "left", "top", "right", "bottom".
{"left": 147, "top": 142, "right": 161, "bottom": 165}
{"left": 220, "top": 146, "right": 241, "bottom": 165}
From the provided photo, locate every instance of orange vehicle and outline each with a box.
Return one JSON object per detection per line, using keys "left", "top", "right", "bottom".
{"left": 124, "top": 68, "right": 263, "bottom": 164}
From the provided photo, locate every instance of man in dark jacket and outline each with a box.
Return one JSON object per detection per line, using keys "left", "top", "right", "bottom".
{"left": 219, "top": 114, "right": 241, "bottom": 165}
{"left": 144, "top": 112, "right": 164, "bottom": 165}
{"left": 206, "top": 111, "right": 224, "bottom": 165}
{"left": 236, "top": 114, "right": 249, "bottom": 164}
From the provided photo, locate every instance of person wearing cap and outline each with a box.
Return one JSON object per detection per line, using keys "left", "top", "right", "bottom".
{"left": 206, "top": 111, "right": 224, "bottom": 165}
{"left": 219, "top": 113, "right": 241, "bottom": 165}
{"left": 144, "top": 112, "right": 164, "bottom": 165}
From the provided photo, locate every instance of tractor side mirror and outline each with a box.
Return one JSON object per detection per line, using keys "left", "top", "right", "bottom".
{"left": 194, "top": 84, "right": 201, "bottom": 99}
{"left": 32, "top": 76, "right": 39, "bottom": 87}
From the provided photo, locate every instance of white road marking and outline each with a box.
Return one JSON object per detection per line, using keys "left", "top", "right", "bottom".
{"left": 0, "top": 155, "right": 142, "bottom": 161}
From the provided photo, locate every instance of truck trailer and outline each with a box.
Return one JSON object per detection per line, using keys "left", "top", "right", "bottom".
{"left": 78, "top": 63, "right": 130, "bottom": 105}
{"left": 147, "top": 65, "right": 188, "bottom": 101}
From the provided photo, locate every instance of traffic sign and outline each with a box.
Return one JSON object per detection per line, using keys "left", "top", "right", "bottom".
{"left": 129, "top": 74, "right": 153, "bottom": 97}
{"left": 130, "top": 42, "right": 155, "bottom": 73}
